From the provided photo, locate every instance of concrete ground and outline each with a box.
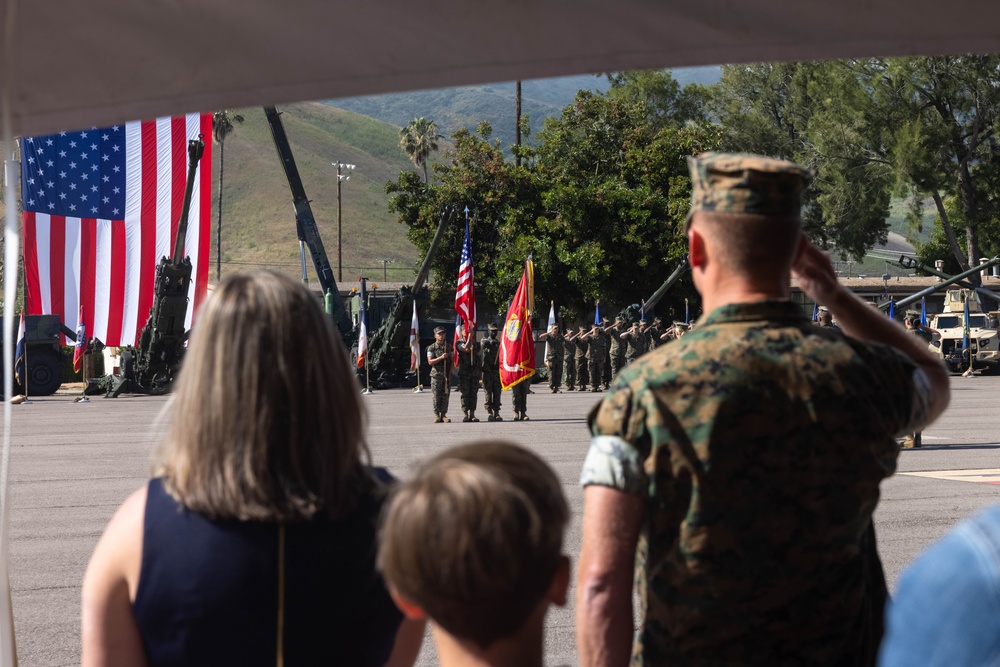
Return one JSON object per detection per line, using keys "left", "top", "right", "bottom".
{"left": 3, "top": 376, "right": 999, "bottom": 666}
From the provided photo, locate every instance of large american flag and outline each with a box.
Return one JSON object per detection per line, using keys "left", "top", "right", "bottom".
{"left": 21, "top": 113, "right": 212, "bottom": 346}
{"left": 454, "top": 217, "right": 476, "bottom": 336}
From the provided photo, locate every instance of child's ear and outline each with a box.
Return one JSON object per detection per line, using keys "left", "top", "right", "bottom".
{"left": 390, "top": 588, "right": 427, "bottom": 620}
{"left": 549, "top": 555, "right": 571, "bottom": 607}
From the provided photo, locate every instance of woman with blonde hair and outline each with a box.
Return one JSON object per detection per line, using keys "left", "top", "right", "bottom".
{"left": 82, "top": 270, "right": 421, "bottom": 666}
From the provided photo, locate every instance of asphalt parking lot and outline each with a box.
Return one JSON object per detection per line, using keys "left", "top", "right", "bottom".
{"left": 3, "top": 376, "right": 999, "bottom": 666}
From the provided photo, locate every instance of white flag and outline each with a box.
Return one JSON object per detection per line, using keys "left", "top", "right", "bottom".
{"left": 409, "top": 300, "right": 420, "bottom": 372}
{"left": 544, "top": 301, "right": 556, "bottom": 360}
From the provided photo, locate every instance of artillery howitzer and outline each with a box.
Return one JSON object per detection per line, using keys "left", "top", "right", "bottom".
{"left": 85, "top": 137, "right": 206, "bottom": 398}
{"left": 363, "top": 206, "right": 455, "bottom": 388}
{"left": 616, "top": 261, "right": 688, "bottom": 324}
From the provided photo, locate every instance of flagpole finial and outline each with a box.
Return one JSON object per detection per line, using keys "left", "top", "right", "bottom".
{"left": 464, "top": 205, "right": 470, "bottom": 217}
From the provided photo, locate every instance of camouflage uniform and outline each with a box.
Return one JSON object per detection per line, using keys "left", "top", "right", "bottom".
{"left": 584, "top": 302, "right": 933, "bottom": 667}
{"left": 575, "top": 330, "right": 590, "bottom": 391}
{"left": 607, "top": 320, "right": 626, "bottom": 380}
{"left": 646, "top": 319, "right": 666, "bottom": 351}
{"left": 540, "top": 329, "right": 565, "bottom": 393}
{"left": 601, "top": 319, "right": 613, "bottom": 389}
{"left": 481, "top": 326, "right": 503, "bottom": 421}
{"left": 563, "top": 336, "right": 578, "bottom": 390}
{"left": 903, "top": 317, "right": 934, "bottom": 448}
{"left": 586, "top": 325, "right": 607, "bottom": 392}
{"left": 511, "top": 380, "right": 529, "bottom": 420}
{"left": 426, "top": 337, "right": 453, "bottom": 422}
{"left": 621, "top": 324, "right": 648, "bottom": 366}
{"left": 456, "top": 336, "right": 482, "bottom": 421}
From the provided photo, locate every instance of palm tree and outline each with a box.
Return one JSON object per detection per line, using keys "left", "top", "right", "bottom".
{"left": 212, "top": 110, "right": 245, "bottom": 281}
{"left": 399, "top": 117, "right": 442, "bottom": 183}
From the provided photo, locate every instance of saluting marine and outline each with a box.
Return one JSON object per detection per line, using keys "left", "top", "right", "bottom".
{"left": 605, "top": 316, "right": 627, "bottom": 381}
{"left": 620, "top": 319, "right": 649, "bottom": 366}
{"left": 583, "top": 322, "right": 607, "bottom": 392}
{"left": 538, "top": 323, "right": 565, "bottom": 393}
{"left": 574, "top": 325, "right": 590, "bottom": 391}
{"left": 563, "top": 328, "right": 580, "bottom": 391}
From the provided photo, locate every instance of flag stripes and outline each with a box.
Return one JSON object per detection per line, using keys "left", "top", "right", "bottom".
{"left": 22, "top": 113, "right": 212, "bottom": 346}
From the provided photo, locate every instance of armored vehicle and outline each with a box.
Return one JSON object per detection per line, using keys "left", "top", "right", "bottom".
{"left": 927, "top": 289, "right": 1000, "bottom": 373}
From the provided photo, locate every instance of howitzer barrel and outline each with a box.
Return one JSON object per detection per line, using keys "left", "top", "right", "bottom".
{"left": 884, "top": 256, "right": 1000, "bottom": 311}
{"left": 645, "top": 261, "right": 688, "bottom": 311}
{"left": 172, "top": 138, "right": 205, "bottom": 264}
{"left": 894, "top": 255, "right": 1000, "bottom": 306}
{"left": 413, "top": 206, "right": 455, "bottom": 294}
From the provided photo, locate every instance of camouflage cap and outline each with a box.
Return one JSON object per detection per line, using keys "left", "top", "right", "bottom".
{"left": 487, "top": 323, "right": 499, "bottom": 331}
{"left": 434, "top": 326, "right": 446, "bottom": 334}
{"left": 686, "top": 152, "right": 810, "bottom": 230}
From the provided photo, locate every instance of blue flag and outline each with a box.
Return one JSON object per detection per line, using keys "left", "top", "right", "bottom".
{"left": 963, "top": 296, "right": 971, "bottom": 351}
{"left": 685, "top": 298, "right": 690, "bottom": 324}
{"left": 640, "top": 300, "right": 645, "bottom": 321}
{"left": 920, "top": 297, "right": 927, "bottom": 327}
{"left": 888, "top": 298, "right": 895, "bottom": 319}
{"left": 594, "top": 302, "right": 601, "bottom": 325}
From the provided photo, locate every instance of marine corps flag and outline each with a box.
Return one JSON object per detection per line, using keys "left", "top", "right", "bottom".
{"left": 500, "top": 258, "right": 535, "bottom": 390}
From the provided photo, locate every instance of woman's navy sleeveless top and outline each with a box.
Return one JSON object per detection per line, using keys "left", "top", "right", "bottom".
{"left": 132, "top": 477, "right": 402, "bottom": 666}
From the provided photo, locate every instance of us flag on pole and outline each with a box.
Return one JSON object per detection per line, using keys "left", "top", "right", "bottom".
{"left": 21, "top": 114, "right": 213, "bottom": 346}
{"left": 454, "top": 217, "right": 476, "bottom": 337}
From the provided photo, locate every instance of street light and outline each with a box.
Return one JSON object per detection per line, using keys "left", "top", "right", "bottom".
{"left": 332, "top": 161, "right": 356, "bottom": 282}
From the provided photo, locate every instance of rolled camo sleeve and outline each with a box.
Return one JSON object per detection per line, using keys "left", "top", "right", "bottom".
{"left": 581, "top": 386, "right": 649, "bottom": 497}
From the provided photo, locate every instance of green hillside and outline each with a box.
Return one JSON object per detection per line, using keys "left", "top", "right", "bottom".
{"left": 210, "top": 103, "right": 421, "bottom": 285}
{"left": 324, "top": 68, "right": 721, "bottom": 151}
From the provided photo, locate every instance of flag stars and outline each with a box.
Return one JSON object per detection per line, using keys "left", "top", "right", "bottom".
{"left": 46, "top": 181, "right": 54, "bottom": 188}
{"left": 112, "top": 145, "right": 120, "bottom": 152}
{"left": 69, "top": 183, "right": 77, "bottom": 190}
{"left": 102, "top": 154, "right": 109, "bottom": 162}
{"left": 80, "top": 132, "right": 88, "bottom": 139}
{"left": 102, "top": 134, "right": 109, "bottom": 141}
{"left": 112, "top": 126, "right": 120, "bottom": 132}
{"left": 48, "top": 202, "right": 55, "bottom": 210}
{"left": 81, "top": 152, "right": 88, "bottom": 161}
{"left": 102, "top": 175, "right": 109, "bottom": 183}
{"left": 69, "top": 140, "right": 77, "bottom": 148}
{"left": 102, "top": 196, "right": 110, "bottom": 204}
{"left": 113, "top": 165, "right": 120, "bottom": 173}
{"left": 46, "top": 160, "right": 53, "bottom": 167}
{"left": 81, "top": 174, "right": 89, "bottom": 181}
{"left": 90, "top": 144, "right": 97, "bottom": 151}
{"left": 69, "top": 204, "right": 76, "bottom": 212}
{"left": 112, "top": 208, "right": 120, "bottom": 215}
{"left": 27, "top": 156, "right": 34, "bottom": 164}
{"left": 91, "top": 207, "right": 98, "bottom": 214}
{"left": 36, "top": 147, "right": 43, "bottom": 154}
{"left": 26, "top": 199, "right": 34, "bottom": 207}
{"left": 46, "top": 139, "right": 53, "bottom": 146}
{"left": 69, "top": 161, "right": 77, "bottom": 169}
{"left": 59, "top": 171, "right": 67, "bottom": 178}
{"left": 59, "top": 192, "right": 67, "bottom": 200}
{"left": 91, "top": 185, "right": 98, "bottom": 193}
{"left": 80, "top": 194, "right": 88, "bottom": 202}
{"left": 59, "top": 132, "right": 67, "bottom": 137}
{"left": 112, "top": 186, "right": 121, "bottom": 194}
{"left": 59, "top": 150, "right": 67, "bottom": 158}
{"left": 91, "top": 164, "right": 98, "bottom": 172}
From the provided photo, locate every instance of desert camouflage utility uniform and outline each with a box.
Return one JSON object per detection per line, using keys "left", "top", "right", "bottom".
{"left": 608, "top": 322, "right": 626, "bottom": 380}
{"left": 583, "top": 301, "right": 933, "bottom": 667}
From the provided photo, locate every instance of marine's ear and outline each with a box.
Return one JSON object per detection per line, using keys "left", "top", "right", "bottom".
{"left": 389, "top": 588, "right": 427, "bottom": 620}
{"left": 688, "top": 225, "right": 707, "bottom": 270}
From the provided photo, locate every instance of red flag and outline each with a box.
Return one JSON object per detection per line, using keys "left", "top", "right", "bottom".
{"left": 72, "top": 306, "right": 86, "bottom": 372}
{"left": 500, "top": 259, "right": 535, "bottom": 390}
{"left": 21, "top": 114, "right": 213, "bottom": 346}
{"left": 452, "top": 314, "right": 462, "bottom": 368}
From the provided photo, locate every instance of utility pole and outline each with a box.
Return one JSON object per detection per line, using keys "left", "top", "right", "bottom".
{"left": 332, "top": 161, "right": 356, "bottom": 282}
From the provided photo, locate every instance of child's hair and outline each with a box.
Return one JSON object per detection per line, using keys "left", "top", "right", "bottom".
{"left": 378, "top": 441, "right": 569, "bottom": 648}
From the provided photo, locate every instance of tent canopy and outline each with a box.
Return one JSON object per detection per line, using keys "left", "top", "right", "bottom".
{"left": 6, "top": 0, "right": 1000, "bottom": 137}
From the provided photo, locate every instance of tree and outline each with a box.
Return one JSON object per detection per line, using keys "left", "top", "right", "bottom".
{"left": 212, "top": 110, "right": 245, "bottom": 281}
{"left": 885, "top": 55, "right": 1000, "bottom": 280}
{"left": 399, "top": 117, "right": 443, "bottom": 183}
{"left": 709, "top": 61, "right": 894, "bottom": 260}
{"left": 387, "top": 75, "right": 719, "bottom": 322}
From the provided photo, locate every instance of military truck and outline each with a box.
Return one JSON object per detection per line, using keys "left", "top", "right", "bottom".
{"left": 4, "top": 314, "right": 76, "bottom": 396}
{"left": 927, "top": 288, "right": 1000, "bottom": 373}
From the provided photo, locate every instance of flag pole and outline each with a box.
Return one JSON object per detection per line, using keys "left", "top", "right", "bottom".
{"left": 362, "top": 341, "right": 373, "bottom": 395}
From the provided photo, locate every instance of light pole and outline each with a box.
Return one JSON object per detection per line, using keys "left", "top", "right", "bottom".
{"left": 332, "top": 161, "right": 356, "bottom": 282}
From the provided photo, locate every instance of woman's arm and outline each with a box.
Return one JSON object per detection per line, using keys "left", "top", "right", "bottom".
{"left": 81, "top": 486, "right": 148, "bottom": 667}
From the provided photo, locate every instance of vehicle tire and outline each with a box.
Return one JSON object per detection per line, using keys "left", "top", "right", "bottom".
{"left": 27, "top": 352, "right": 62, "bottom": 396}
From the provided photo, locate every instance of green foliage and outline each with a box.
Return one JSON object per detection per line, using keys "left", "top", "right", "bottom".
{"left": 399, "top": 117, "right": 443, "bottom": 183}
{"left": 710, "top": 61, "right": 893, "bottom": 260}
{"left": 387, "top": 75, "right": 719, "bottom": 322}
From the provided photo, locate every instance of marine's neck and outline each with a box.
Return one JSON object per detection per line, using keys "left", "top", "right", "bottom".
{"left": 698, "top": 274, "right": 790, "bottom": 316}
